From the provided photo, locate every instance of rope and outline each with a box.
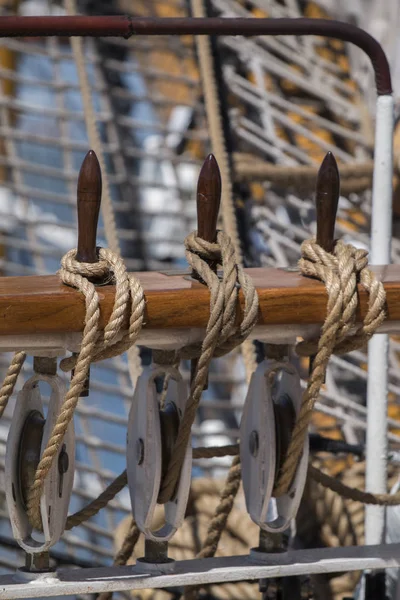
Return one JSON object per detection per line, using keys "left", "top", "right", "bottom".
{"left": 26, "top": 248, "right": 145, "bottom": 531}
{"left": 0, "top": 350, "right": 25, "bottom": 419}
{"left": 65, "top": 470, "right": 128, "bottom": 531}
{"left": 273, "top": 239, "right": 386, "bottom": 497}
{"left": 309, "top": 465, "right": 400, "bottom": 506}
{"left": 157, "top": 231, "right": 258, "bottom": 505}
{"left": 67, "top": 445, "right": 240, "bottom": 530}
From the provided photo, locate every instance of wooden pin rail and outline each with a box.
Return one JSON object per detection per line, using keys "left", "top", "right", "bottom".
{"left": 0, "top": 265, "right": 398, "bottom": 337}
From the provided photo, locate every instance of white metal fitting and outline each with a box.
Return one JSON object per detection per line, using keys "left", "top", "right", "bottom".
{"left": 240, "top": 359, "right": 309, "bottom": 533}
{"left": 126, "top": 365, "right": 192, "bottom": 542}
{"left": 5, "top": 372, "right": 75, "bottom": 553}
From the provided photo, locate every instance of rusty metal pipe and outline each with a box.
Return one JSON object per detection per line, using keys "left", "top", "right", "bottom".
{"left": 0, "top": 16, "right": 391, "bottom": 94}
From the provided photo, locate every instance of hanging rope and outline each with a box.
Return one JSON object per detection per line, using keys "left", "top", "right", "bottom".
{"left": 273, "top": 238, "right": 386, "bottom": 497}
{"left": 157, "top": 231, "right": 259, "bottom": 505}
{"left": 26, "top": 248, "right": 145, "bottom": 531}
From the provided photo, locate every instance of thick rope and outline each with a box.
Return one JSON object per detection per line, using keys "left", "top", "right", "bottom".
{"left": 196, "top": 455, "right": 241, "bottom": 559}
{"left": 0, "top": 351, "right": 25, "bottom": 419}
{"left": 66, "top": 445, "right": 239, "bottom": 530}
{"left": 309, "top": 465, "right": 400, "bottom": 506}
{"left": 157, "top": 231, "right": 258, "bottom": 505}
{"left": 65, "top": 470, "right": 128, "bottom": 531}
{"left": 27, "top": 248, "right": 145, "bottom": 531}
{"left": 273, "top": 239, "right": 386, "bottom": 497}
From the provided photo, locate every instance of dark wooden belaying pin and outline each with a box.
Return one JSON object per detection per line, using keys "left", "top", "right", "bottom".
{"left": 76, "top": 149, "right": 102, "bottom": 263}
{"left": 315, "top": 151, "right": 340, "bottom": 254}
{"left": 190, "top": 154, "right": 222, "bottom": 387}
{"left": 72, "top": 150, "right": 102, "bottom": 396}
{"left": 310, "top": 151, "right": 340, "bottom": 375}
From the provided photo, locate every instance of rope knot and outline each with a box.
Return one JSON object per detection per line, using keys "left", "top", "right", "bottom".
{"left": 60, "top": 248, "right": 111, "bottom": 281}
{"left": 184, "top": 231, "right": 222, "bottom": 263}
{"left": 273, "top": 237, "right": 386, "bottom": 498}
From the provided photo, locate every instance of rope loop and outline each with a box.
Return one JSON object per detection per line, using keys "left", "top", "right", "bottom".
{"left": 185, "top": 231, "right": 222, "bottom": 262}
{"left": 25, "top": 247, "right": 145, "bottom": 530}
{"left": 273, "top": 238, "right": 386, "bottom": 498}
{"left": 60, "top": 248, "right": 111, "bottom": 280}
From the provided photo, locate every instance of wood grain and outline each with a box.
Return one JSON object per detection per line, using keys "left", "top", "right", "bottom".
{"left": 0, "top": 265, "right": 397, "bottom": 335}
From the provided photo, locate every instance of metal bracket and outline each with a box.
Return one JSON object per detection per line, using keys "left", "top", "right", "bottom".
{"left": 5, "top": 373, "right": 75, "bottom": 553}
{"left": 126, "top": 365, "right": 192, "bottom": 542}
{"left": 240, "top": 360, "right": 309, "bottom": 533}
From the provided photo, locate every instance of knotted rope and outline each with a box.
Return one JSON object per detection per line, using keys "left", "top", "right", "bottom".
{"left": 157, "top": 230, "right": 259, "bottom": 504}
{"left": 26, "top": 247, "right": 145, "bottom": 530}
{"left": 273, "top": 238, "right": 386, "bottom": 497}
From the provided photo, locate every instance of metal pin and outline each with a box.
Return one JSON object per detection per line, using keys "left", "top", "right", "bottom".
{"left": 310, "top": 151, "right": 340, "bottom": 376}
{"left": 191, "top": 154, "right": 222, "bottom": 388}
{"left": 73, "top": 149, "right": 102, "bottom": 396}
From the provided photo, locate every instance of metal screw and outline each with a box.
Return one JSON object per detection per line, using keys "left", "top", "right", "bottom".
{"left": 249, "top": 430, "right": 259, "bottom": 457}
{"left": 136, "top": 438, "right": 145, "bottom": 465}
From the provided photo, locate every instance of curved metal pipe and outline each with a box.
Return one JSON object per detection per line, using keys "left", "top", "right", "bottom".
{"left": 0, "top": 16, "right": 391, "bottom": 95}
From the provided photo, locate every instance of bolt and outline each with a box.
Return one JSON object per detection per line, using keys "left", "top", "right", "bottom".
{"left": 249, "top": 430, "right": 259, "bottom": 457}
{"left": 136, "top": 438, "right": 145, "bottom": 465}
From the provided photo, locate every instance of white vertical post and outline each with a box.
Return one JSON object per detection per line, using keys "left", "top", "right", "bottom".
{"left": 365, "top": 94, "right": 394, "bottom": 545}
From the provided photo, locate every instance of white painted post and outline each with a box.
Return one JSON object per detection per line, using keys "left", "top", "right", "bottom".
{"left": 365, "top": 94, "right": 394, "bottom": 545}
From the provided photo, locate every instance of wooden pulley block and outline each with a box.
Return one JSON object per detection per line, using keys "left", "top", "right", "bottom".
{"left": 240, "top": 360, "right": 309, "bottom": 533}
{"left": 126, "top": 365, "right": 192, "bottom": 542}
{"left": 5, "top": 372, "right": 75, "bottom": 553}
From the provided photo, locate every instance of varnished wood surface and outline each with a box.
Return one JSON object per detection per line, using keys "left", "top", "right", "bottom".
{"left": 0, "top": 265, "right": 398, "bottom": 335}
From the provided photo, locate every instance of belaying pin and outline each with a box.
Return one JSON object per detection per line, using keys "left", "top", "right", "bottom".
{"left": 5, "top": 372, "right": 75, "bottom": 553}
{"left": 240, "top": 360, "right": 309, "bottom": 533}
{"left": 127, "top": 365, "right": 192, "bottom": 542}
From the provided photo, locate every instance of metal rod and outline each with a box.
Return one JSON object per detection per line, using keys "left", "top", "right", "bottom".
{"left": 365, "top": 94, "right": 394, "bottom": 546}
{"left": 0, "top": 17, "right": 391, "bottom": 94}
{"left": 1, "top": 543, "right": 400, "bottom": 599}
